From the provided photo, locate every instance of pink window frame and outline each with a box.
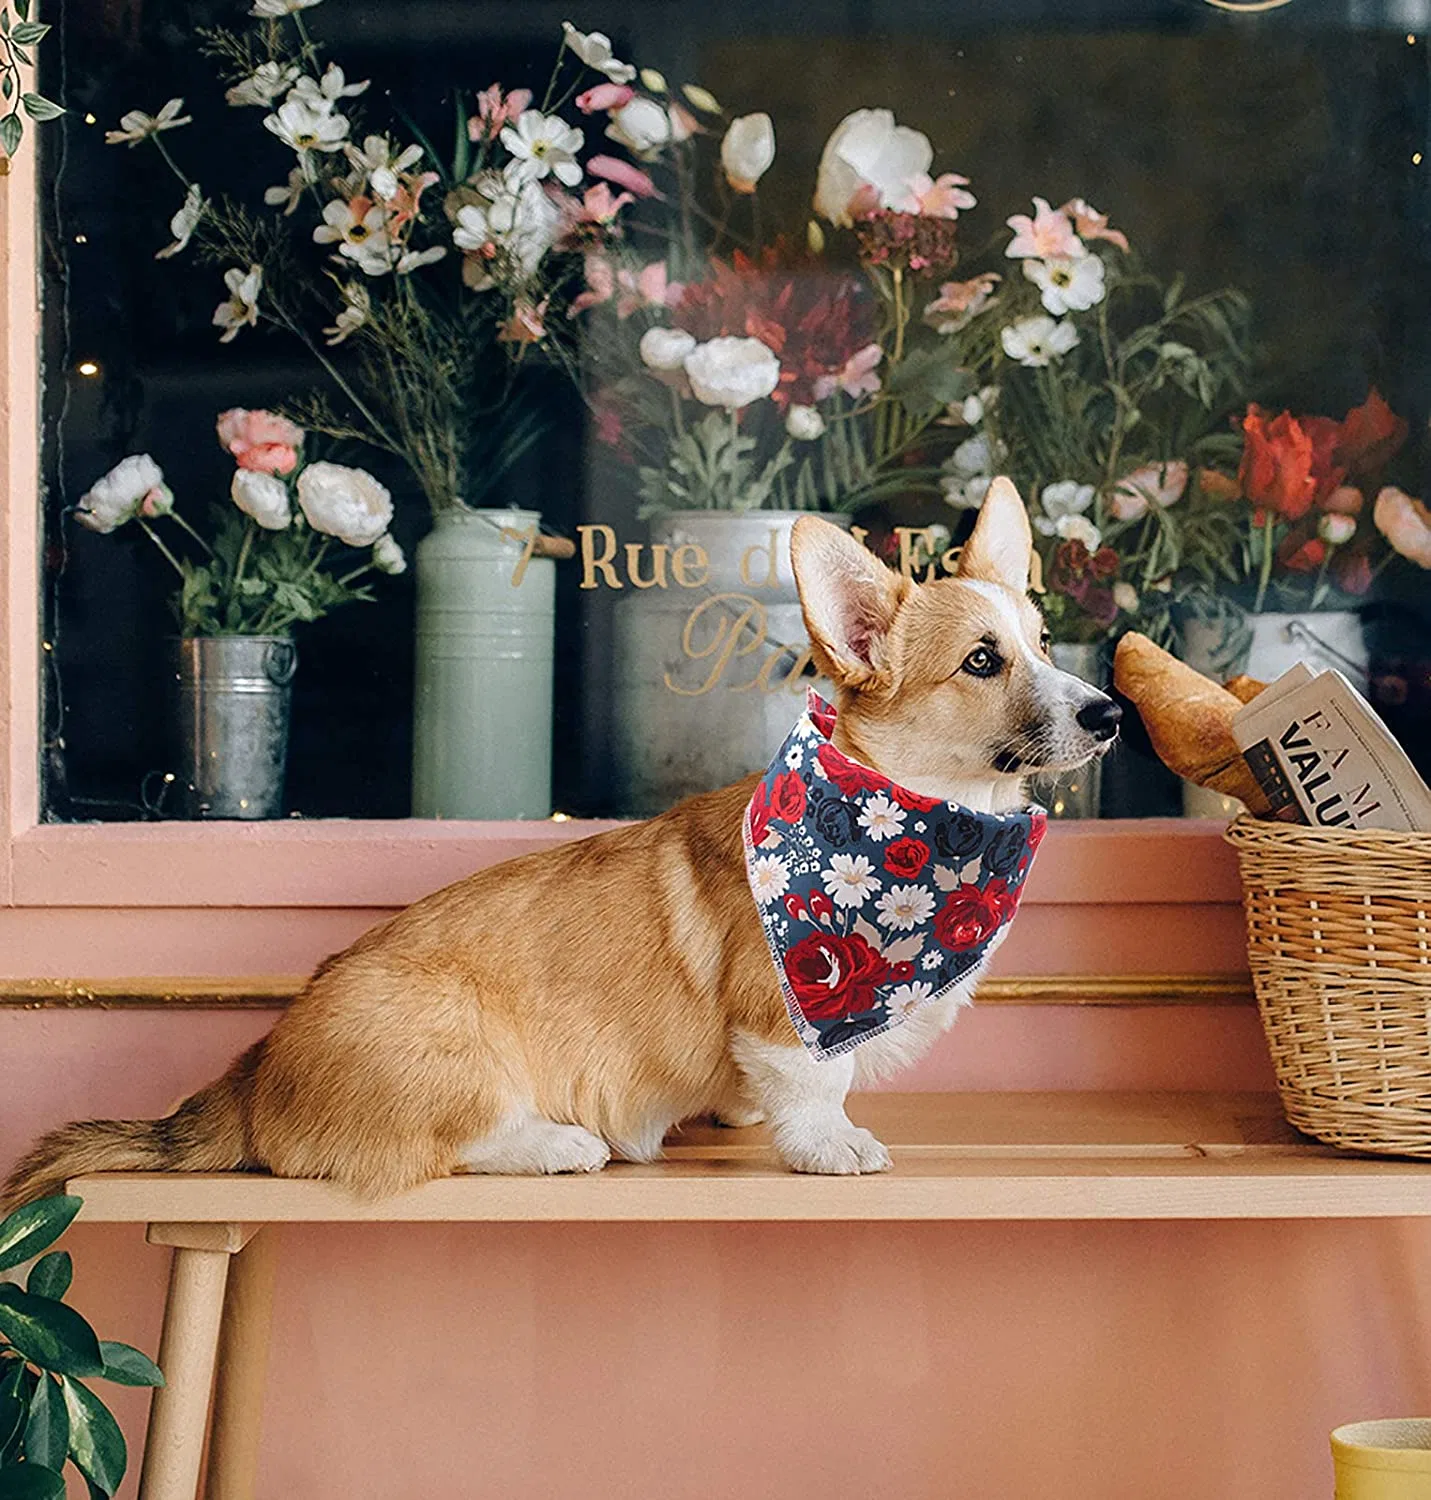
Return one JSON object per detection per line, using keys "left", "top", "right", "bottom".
{"left": 0, "top": 156, "right": 1244, "bottom": 974}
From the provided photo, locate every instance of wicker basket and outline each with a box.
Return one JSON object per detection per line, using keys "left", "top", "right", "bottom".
{"left": 1225, "top": 815, "right": 1431, "bottom": 1156}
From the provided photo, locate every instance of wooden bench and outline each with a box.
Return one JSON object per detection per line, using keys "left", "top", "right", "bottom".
{"left": 69, "top": 1091, "right": 1431, "bottom": 1500}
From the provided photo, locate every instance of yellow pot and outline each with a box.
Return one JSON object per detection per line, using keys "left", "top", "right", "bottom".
{"left": 1332, "top": 1420, "right": 1431, "bottom": 1499}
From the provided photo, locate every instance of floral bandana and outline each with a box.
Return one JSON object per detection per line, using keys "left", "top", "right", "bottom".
{"left": 743, "top": 691, "right": 1047, "bottom": 1061}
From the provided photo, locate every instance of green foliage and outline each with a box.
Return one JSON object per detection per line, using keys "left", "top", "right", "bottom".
{"left": 0, "top": 5, "right": 61, "bottom": 158}
{"left": 0, "top": 1195, "right": 163, "bottom": 1499}
{"left": 638, "top": 411, "right": 793, "bottom": 517}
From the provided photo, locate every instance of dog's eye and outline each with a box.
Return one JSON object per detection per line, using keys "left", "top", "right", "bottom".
{"left": 961, "top": 645, "right": 1003, "bottom": 678}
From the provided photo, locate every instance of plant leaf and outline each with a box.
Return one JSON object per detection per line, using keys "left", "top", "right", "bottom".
{"left": 20, "top": 93, "right": 63, "bottom": 122}
{"left": 25, "top": 1253, "right": 71, "bottom": 1302}
{"left": 0, "top": 1197, "right": 81, "bottom": 1273}
{"left": 0, "top": 1366, "right": 25, "bottom": 1458}
{"left": 23, "top": 1371, "right": 68, "bottom": 1471}
{"left": 61, "top": 1379, "right": 126, "bottom": 1497}
{"left": 98, "top": 1341, "right": 163, "bottom": 1388}
{"left": 0, "top": 1286, "right": 102, "bottom": 1376}
{"left": 10, "top": 19, "right": 47, "bottom": 42}
{"left": 0, "top": 1462, "right": 67, "bottom": 1499}
{"left": 0, "top": 110, "right": 23, "bottom": 155}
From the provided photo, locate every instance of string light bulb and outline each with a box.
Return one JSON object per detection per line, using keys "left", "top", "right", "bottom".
{"left": 76, "top": 360, "right": 100, "bottom": 377}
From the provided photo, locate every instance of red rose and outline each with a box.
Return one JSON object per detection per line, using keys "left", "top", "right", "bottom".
{"left": 884, "top": 837, "right": 931, "bottom": 878}
{"left": 889, "top": 784, "right": 942, "bottom": 813}
{"left": 817, "top": 742, "right": 887, "bottom": 798}
{"left": 783, "top": 930, "right": 892, "bottom": 1020}
{"left": 1027, "top": 812, "right": 1048, "bottom": 854}
{"left": 768, "top": 770, "right": 807, "bottom": 823}
{"left": 1278, "top": 534, "right": 1326, "bottom": 573}
{"left": 1239, "top": 406, "right": 1317, "bottom": 521}
{"left": 809, "top": 699, "right": 838, "bottom": 737}
{"left": 1300, "top": 415, "right": 1347, "bottom": 507}
{"left": 934, "top": 878, "right": 1021, "bottom": 951}
{"left": 747, "top": 783, "right": 773, "bottom": 848}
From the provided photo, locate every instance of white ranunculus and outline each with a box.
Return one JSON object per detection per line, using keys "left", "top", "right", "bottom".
{"left": 1034, "top": 479, "right": 1096, "bottom": 536}
{"left": 561, "top": 22, "right": 636, "bottom": 84}
{"left": 813, "top": 108, "right": 932, "bottom": 227}
{"left": 786, "top": 404, "right": 826, "bottom": 441}
{"left": 721, "top": 113, "right": 775, "bottom": 193}
{"left": 231, "top": 469, "right": 292, "bottom": 531}
{"left": 638, "top": 325, "right": 697, "bottom": 371}
{"left": 77, "top": 454, "right": 167, "bottom": 533}
{"left": 683, "top": 337, "right": 781, "bottom": 409}
{"left": 296, "top": 461, "right": 393, "bottom": 547}
{"left": 1054, "top": 514, "right": 1101, "bottom": 551}
{"left": 1023, "top": 253, "right": 1106, "bottom": 316}
{"left": 373, "top": 533, "right": 407, "bottom": 574}
{"left": 605, "top": 96, "right": 671, "bottom": 157}
{"left": 1318, "top": 512, "right": 1357, "bottom": 546}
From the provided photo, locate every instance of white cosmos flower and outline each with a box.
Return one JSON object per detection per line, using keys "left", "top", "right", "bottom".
{"left": 264, "top": 166, "right": 306, "bottom": 216}
{"left": 230, "top": 469, "right": 292, "bottom": 531}
{"left": 251, "top": 0, "right": 322, "bottom": 14}
{"left": 749, "top": 853, "right": 791, "bottom": 905}
{"left": 605, "top": 96, "right": 672, "bottom": 157}
{"left": 105, "top": 97, "right": 191, "bottom": 146}
{"left": 813, "top": 107, "right": 933, "bottom": 226}
{"left": 344, "top": 135, "right": 423, "bottom": 200}
{"left": 226, "top": 61, "right": 298, "bottom": 108}
{"left": 452, "top": 175, "right": 563, "bottom": 286}
{"left": 1055, "top": 514, "right": 1102, "bottom": 551}
{"left": 683, "top": 337, "right": 781, "bottom": 409}
{"left": 341, "top": 234, "right": 398, "bottom": 277}
{"left": 264, "top": 97, "right": 350, "bottom": 155}
{"left": 822, "top": 852, "right": 882, "bottom": 909}
{"left": 313, "top": 196, "right": 387, "bottom": 249}
{"left": 212, "top": 264, "right": 262, "bottom": 343}
{"left": 323, "top": 281, "right": 370, "bottom": 345}
{"left": 155, "top": 183, "right": 205, "bottom": 260}
{"left": 560, "top": 21, "right": 636, "bottom": 83}
{"left": 858, "top": 792, "right": 906, "bottom": 842}
{"left": 290, "top": 64, "right": 369, "bottom": 109}
{"left": 876, "top": 884, "right": 936, "bottom": 932}
{"left": 1000, "top": 314, "right": 1079, "bottom": 368}
{"left": 396, "top": 245, "right": 447, "bottom": 275}
{"left": 885, "top": 980, "right": 936, "bottom": 1019}
{"left": 77, "top": 454, "right": 168, "bottom": 533}
{"left": 501, "top": 110, "right": 584, "bottom": 187}
{"left": 1034, "top": 479, "right": 1096, "bottom": 536}
{"left": 639, "top": 325, "right": 697, "bottom": 371}
{"left": 786, "top": 404, "right": 826, "bottom": 441}
{"left": 721, "top": 113, "right": 774, "bottom": 193}
{"left": 297, "top": 461, "right": 393, "bottom": 547}
{"left": 1023, "top": 253, "right": 1105, "bottom": 316}
{"left": 373, "top": 533, "right": 407, "bottom": 575}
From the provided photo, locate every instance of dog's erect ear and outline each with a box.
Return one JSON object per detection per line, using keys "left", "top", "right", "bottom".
{"left": 957, "top": 476, "right": 1033, "bottom": 595}
{"left": 791, "top": 516, "right": 906, "bottom": 687}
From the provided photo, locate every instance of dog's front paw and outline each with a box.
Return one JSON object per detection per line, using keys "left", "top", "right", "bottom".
{"left": 780, "top": 1124, "right": 892, "bottom": 1175}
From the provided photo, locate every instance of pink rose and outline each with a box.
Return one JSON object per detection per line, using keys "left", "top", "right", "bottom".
{"left": 217, "top": 409, "right": 304, "bottom": 476}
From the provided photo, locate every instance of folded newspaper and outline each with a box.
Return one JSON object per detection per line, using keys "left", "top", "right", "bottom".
{"left": 1231, "top": 665, "right": 1431, "bottom": 832}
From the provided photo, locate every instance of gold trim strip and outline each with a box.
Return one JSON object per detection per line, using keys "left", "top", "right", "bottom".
{"left": 0, "top": 975, "right": 1253, "bottom": 1010}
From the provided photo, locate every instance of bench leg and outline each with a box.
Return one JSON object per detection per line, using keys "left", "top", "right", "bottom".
{"left": 204, "top": 1227, "right": 278, "bottom": 1500}
{"left": 138, "top": 1244, "right": 233, "bottom": 1500}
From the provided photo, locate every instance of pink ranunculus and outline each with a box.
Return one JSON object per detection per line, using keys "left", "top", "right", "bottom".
{"left": 586, "top": 154, "right": 661, "bottom": 199}
{"left": 812, "top": 342, "right": 882, "bottom": 401}
{"left": 1005, "top": 196, "right": 1081, "bottom": 260}
{"left": 575, "top": 82, "right": 634, "bottom": 115}
{"left": 217, "top": 409, "right": 304, "bottom": 472}
{"left": 1060, "top": 197, "right": 1129, "bottom": 253}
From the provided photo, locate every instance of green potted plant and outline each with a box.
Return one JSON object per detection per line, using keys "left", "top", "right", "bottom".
{"left": 0, "top": 1193, "right": 163, "bottom": 1499}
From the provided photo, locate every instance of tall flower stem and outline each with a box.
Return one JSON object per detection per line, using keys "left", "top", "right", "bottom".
{"left": 891, "top": 266, "right": 907, "bottom": 364}
{"left": 140, "top": 521, "right": 188, "bottom": 579}
{"left": 1253, "top": 512, "right": 1276, "bottom": 613}
{"left": 169, "top": 510, "right": 216, "bottom": 558}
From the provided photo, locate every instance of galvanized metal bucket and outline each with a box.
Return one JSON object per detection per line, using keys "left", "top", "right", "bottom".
{"left": 174, "top": 636, "right": 296, "bottom": 819}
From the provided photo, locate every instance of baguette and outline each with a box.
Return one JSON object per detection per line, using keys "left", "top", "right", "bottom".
{"left": 1223, "top": 673, "right": 1266, "bottom": 705}
{"left": 1113, "top": 633, "right": 1272, "bottom": 814}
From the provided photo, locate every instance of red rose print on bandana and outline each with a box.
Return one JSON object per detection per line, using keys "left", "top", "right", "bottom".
{"left": 889, "top": 784, "right": 943, "bottom": 813}
{"left": 809, "top": 699, "right": 838, "bottom": 737}
{"left": 934, "top": 878, "right": 1021, "bottom": 951}
{"left": 816, "top": 742, "right": 886, "bottom": 797}
{"left": 768, "top": 770, "right": 807, "bottom": 823}
{"left": 782, "top": 930, "right": 893, "bottom": 1020}
{"left": 747, "top": 781, "right": 773, "bottom": 848}
{"left": 883, "top": 836, "right": 931, "bottom": 879}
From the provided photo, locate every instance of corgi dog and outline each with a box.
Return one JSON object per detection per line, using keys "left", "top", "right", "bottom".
{"left": 3, "top": 479, "right": 1119, "bottom": 1205}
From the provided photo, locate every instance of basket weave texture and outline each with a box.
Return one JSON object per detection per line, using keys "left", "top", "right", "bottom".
{"left": 1226, "top": 815, "right": 1431, "bottom": 1156}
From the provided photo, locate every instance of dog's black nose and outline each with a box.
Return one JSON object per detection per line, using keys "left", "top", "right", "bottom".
{"left": 1076, "top": 696, "right": 1122, "bottom": 741}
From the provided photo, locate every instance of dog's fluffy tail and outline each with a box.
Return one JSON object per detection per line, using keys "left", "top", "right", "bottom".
{"left": 1, "top": 1040, "right": 265, "bottom": 1214}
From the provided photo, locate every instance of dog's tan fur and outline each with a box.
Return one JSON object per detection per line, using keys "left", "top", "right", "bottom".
{"left": 3, "top": 480, "right": 1117, "bottom": 1205}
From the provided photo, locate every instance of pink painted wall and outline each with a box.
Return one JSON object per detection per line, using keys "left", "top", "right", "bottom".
{"left": 7, "top": 1003, "right": 1428, "bottom": 1500}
